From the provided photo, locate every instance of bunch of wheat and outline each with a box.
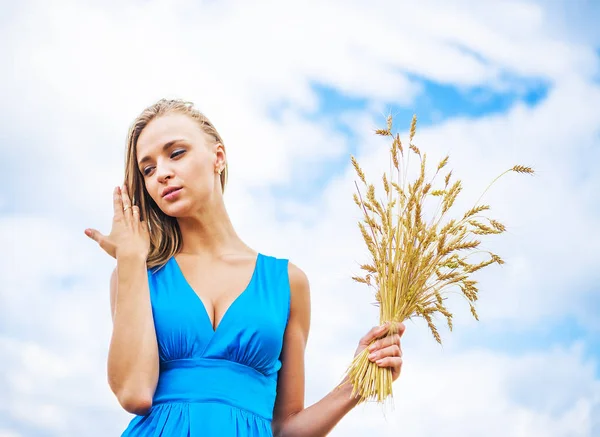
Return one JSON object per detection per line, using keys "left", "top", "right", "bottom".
{"left": 344, "top": 114, "right": 534, "bottom": 404}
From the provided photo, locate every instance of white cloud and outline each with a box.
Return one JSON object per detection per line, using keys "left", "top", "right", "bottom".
{"left": 0, "top": 431, "right": 22, "bottom": 437}
{"left": 330, "top": 339, "right": 600, "bottom": 436}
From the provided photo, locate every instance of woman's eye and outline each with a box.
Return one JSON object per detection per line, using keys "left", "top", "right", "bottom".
{"left": 141, "top": 150, "right": 183, "bottom": 176}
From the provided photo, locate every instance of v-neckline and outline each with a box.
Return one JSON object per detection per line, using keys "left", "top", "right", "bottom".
{"left": 171, "top": 253, "right": 262, "bottom": 335}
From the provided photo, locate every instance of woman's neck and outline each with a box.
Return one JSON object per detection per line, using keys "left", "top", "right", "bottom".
{"left": 177, "top": 197, "right": 246, "bottom": 256}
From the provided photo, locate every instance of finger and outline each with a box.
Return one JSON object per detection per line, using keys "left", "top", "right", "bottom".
{"left": 113, "top": 186, "right": 124, "bottom": 220}
{"left": 359, "top": 323, "right": 389, "bottom": 346}
{"left": 386, "top": 321, "right": 406, "bottom": 336}
{"left": 368, "top": 344, "right": 401, "bottom": 362}
{"left": 84, "top": 228, "right": 105, "bottom": 244}
{"left": 131, "top": 205, "right": 141, "bottom": 222}
{"left": 397, "top": 322, "right": 406, "bottom": 337}
{"left": 375, "top": 356, "right": 402, "bottom": 371}
{"left": 121, "top": 184, "right": 132, "bottom": 220}
{"left": 368, "top": 333, "right": 401, "bottom": 352}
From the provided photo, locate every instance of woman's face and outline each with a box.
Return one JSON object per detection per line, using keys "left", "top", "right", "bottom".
{"left": 136, "top": 112, "right": 225, "bottom": 217}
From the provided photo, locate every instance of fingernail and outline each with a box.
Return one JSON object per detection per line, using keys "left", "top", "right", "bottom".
{"left": 368, "top": 353, "right": 376, "bottom": 360}
{"left": 376, "top": 359, "right": 383, "bottom": 365}
{"left": 368, "top": 344, "right": 375, "bottom": 352}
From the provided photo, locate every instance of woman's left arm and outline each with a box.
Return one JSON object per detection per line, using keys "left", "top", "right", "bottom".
{"left": 271, "top": 263, "right": 404, "bottom": 437}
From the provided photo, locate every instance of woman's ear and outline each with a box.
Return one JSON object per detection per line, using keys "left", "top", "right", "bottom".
{"left": 214, "top": 143, "right": 226, "bottom": 174}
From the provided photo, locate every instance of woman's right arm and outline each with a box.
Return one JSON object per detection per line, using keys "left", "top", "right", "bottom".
{"left": 85, "top": 185, "right": 158, "bottom": 416}
{"left": 107, "top": 254, "right": 159, "bottom": 416}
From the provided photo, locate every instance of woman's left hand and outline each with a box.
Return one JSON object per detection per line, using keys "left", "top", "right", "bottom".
{"left": 354, "top": 322, "right": 406, "bottom": 382}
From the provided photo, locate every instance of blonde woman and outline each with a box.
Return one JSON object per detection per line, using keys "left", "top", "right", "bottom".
{"left": 85, "top": 99, "right": 405, "bottom": 436}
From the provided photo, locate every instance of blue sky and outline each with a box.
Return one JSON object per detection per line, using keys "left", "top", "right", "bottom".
{"left": 268, "top": 76, "right": 551, "bottom": 204}
{"left": 1, "top": 1, "right": 599, "bottom": 436}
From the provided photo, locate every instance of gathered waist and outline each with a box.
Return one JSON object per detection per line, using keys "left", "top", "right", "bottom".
{"left": 153, "top": 357, "right": 277, "bottom": 420}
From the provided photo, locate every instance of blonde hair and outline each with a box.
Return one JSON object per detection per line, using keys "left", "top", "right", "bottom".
{"left": 123, "top": 98, "right": 228, "bottom": 270}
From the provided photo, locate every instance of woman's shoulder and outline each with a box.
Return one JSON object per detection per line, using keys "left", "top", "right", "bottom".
{"left": 281, "top": 258, "right": 310, "bottom": 330}
{"left": 286, "top": 261, "right": 308, "bottom": 289}
{"left": 258, "top": 252, "right": 308, "bottom": 288}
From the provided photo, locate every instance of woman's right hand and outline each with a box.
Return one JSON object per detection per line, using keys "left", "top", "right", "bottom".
{"left": 85, "top": 185, "right": 150, "bottom": 260}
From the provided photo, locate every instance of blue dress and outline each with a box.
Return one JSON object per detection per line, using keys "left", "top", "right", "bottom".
{"left": 121, "top": 253, "right": 290, "bottom": 436}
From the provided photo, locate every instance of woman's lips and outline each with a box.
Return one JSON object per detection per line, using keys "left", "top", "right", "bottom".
{"left": 163, "top": 187, "right": 182, "bottom": 200}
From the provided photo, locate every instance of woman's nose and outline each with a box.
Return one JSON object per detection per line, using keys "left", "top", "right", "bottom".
{"left": 156, "top": 164, "right": 174, "bottom": 183}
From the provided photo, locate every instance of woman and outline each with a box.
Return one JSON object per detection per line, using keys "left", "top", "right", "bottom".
{"left": 85, "top": 99, "right": 404, "bottom": 436}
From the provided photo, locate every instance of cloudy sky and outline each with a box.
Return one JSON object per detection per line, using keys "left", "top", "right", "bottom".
{"left": 1, "top": 0, "right": 599, "bottom": 436}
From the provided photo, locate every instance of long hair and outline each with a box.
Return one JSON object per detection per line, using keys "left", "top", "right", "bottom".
{"left": 123, "top": 98, "right": 228, "bottom": 270}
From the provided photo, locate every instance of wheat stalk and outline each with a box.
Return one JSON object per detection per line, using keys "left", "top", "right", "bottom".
{"left": 343, "top": 114, "right": 534, "bottom": 404}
